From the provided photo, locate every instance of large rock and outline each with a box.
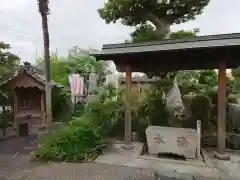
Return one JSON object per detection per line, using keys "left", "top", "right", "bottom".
{"left": 146, "top": 126, "right": 198, "bottom": 159}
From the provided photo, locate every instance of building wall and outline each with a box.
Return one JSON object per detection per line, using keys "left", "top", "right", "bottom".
{"left": 15, "top": 87, "right": 43, "bottom": 135}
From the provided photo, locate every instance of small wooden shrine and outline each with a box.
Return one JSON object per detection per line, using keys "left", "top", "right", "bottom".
{"left": 3, "top": 62, "right": 59, "bottom": 136}
{"left": 92, "top": 33, "right": 240, "bottom": 158}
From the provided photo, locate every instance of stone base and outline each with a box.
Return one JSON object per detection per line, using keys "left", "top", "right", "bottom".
{"left": 146, "top": 126, "right": 198, "bottom": 159}
{"left": 155, "top": 169, "right": 194, "bottom": 180}
{"left": 214, "top": 152, "right": 230, "bottom": 160}
{"left": 122, "top": 144, "right": 134, "bottom": 150}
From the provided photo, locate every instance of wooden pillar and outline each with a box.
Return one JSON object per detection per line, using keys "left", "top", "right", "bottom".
{"left": 217, "top": 60, "right": 227, "bottom": 154}
{"left": 13, "top": 90, "right": 17, "bottom": 129}
{"left": 122, "top": 65, "right": 134, "bottom": 150}
{"left": 40, "top": 93, "right": 45, "bottom": 125}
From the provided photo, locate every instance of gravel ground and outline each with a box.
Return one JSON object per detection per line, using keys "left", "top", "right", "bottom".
{"left": 0, "top": 136, "right": 41, "bottom": 178}
{"left": 0, "top": 136, "right": 237, "bottom": 180}
{"left": 7, "top": 163, "right": 155, "bottom": 180}
{"left": 0, "top": 137, "right": 155, "bottom": 180}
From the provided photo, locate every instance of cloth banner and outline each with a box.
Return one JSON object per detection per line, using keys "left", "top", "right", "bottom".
{"left": 68, "top": 74, "right": 84, "bottom": 103}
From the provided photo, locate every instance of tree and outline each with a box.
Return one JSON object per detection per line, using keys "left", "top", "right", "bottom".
{"left": 198, "top": 70, "right": 218, "bottom": 88}
{"left": 37, "top": 47, "right": 108, "bottom": 89}
{"left": 130, "top": 24, "right": 199, "bottom": 42}
{"left": 38, "top": 0, "right": 52, "bottom": 132}
{"left": 231, "top": 68, "right": 240, "bottom": 93}
{"left": 68, "top": 46, "right": 108, "bottom": 86}
{"left": 0, "top": 42, "right": 19, "bottom": 135}
{"left": 0, "top": 42, "right": 20, "bottom": 82}
{"left": 99, "top": 0, "right": 209, "bottom": 37}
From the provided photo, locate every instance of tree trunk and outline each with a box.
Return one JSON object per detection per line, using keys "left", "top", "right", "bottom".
{"left": 146, "top": 13, "right": 171, "bottom": 38}
{"left": 40, "top": 12, "right": 52, "bottom": 133}
{"left": 146, "top": 12, "right": 185, "bottom": 122}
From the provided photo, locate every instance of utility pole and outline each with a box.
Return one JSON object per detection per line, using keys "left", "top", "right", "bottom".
{"left": 38, "top": 0, "right": 52, "bottom": 134}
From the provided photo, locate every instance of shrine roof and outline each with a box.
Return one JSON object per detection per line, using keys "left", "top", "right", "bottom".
{"left": 92, "top": 33, "right": 240, "bottom": 72}
{"left": 2, "top": 62, "right": 62, "bottom": 88}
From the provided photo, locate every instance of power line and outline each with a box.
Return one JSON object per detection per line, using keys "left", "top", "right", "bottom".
{"left": 0, "top": 24, "right": 36, "bottom": 38}
{"left": 0, "top": 10, "right": 33, "bottom": 25}
{"left": 0, "top": 29, "right": 37, "bottom": 43}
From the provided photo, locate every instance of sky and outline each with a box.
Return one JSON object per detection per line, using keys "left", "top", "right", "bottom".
{"left": 0, "top": 0, "right": 240, "bottom": 65}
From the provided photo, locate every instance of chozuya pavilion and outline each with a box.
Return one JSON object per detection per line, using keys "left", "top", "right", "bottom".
{"left": 92, "top": 33, "right": 240, "bottom": 159}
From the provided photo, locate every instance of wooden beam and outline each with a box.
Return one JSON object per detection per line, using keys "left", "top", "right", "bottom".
{"left": 123, "top": 65, "right": 134, "bottom": 150}
{"left": 217, "top": 60, "right": 227, "bottom": 154}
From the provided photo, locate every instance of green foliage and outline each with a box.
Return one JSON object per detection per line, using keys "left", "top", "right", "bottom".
{"left": 0, "top": 108, "right": 13, "bottom": 136}
{"left": 51, "top": 88, "right": 72, "bottom": 121}
{"left": 170, "top": 28, "right": 199, "bottom": 38}
{"left": 0, "top": 41, "right": 20, "bottom": 82}
{"left": 37, "top": 48, "right": 107, "bottom": 87}
{"left": 198, "top": 70, "right": 218, "bottom": 88}
{"left": 85, "top": 99, "right": 122, "bottom": 138}
{"left": 188, "top": 95, "right": 211, "bottom": 127}
{"left": 130, "top": 25, "right": 199, "bottom": 43}
{"left": 130, "top": 24, "right": 164, "bottom": 43}
{"left": 36, "top": 47, "right": 108, "bottom": 120}
{"left": 144, "top": 88, "right": 169, "bottom": 126}
{"left": 0, "top": 42, "right": 19, "bottom": 134}
{"left": 36, "top": 86, "right": 121, "bottom": 161}
{"left": 99, "top": 0, "right": 209, "bottom": 26}
{"left": 36, "top": 119, "right": 104, "bottom": 161}
{"left": 231, "top": 67, "right": 240, "bottom": 93}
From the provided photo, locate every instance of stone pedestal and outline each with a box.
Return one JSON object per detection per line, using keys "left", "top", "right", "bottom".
{"left": 214, "top": 152, "right": 230, "bottom": 160}
{"left": 146, "top": 126, "right": 198, "bottom": 159}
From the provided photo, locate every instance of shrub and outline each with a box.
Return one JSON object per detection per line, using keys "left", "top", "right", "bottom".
{"left": 144, "top": 89, "right": 170, "bottom": 126}
{"left": 85, "top": 99, "right": 122, "bottom": 138}
{"left": 52, "top": 88, "right": 72, "bottom": 122}
{"left": 36, "top": 119, "right": 104, "bottom": 162}
{"left": 183, "top": 95, "right": 212, "bottom": 129}
{"left": 136, "top": 117, "right": 150, "bottom": 142}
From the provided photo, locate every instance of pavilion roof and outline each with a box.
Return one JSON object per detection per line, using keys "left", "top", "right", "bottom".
{"left": 92, "top": 33, "right": 240, "bottom": 72}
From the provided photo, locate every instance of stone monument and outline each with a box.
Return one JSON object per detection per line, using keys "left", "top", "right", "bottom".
{"left": 146, "top": 126, "right": 198, "bottom": 159}
{"left": 87, "top": 67, "right": 99, "bottom": 101}
{"left": 165, "top": 80, "right": 185, "bottom": 119}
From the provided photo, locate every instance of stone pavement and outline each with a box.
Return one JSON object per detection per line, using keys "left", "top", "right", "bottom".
{"left": 95, "top": 142, "right": 240, "bottom": 180}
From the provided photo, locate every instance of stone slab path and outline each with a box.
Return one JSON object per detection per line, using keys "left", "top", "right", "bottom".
{"left": 95, "top": 142, "right": 240, "bottom": 180}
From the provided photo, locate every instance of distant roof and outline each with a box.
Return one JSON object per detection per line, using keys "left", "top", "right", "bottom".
{"left": 119, "top": 76, "right": 157, "bottom": 84}
{"left": 2, "top": 62, "right": 63, "bottom": 88}
{"left": 92, "top": 33, "right": 240, "bottom": 72}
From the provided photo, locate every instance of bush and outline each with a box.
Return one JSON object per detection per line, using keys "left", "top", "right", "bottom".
{"left": 183, "top": 95, "right": 212, "bottom": 129}
{"left": 36, "top": 119, "right": 105, "bottom": 162}
{"left": 136, "top": 117, "right": 150, "bottom": 142}
{"left": 86, "top": 99, "right": 122, "bottom": 138}
{"left": 52, "top": 88, "right": 72, "bottom": 122}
